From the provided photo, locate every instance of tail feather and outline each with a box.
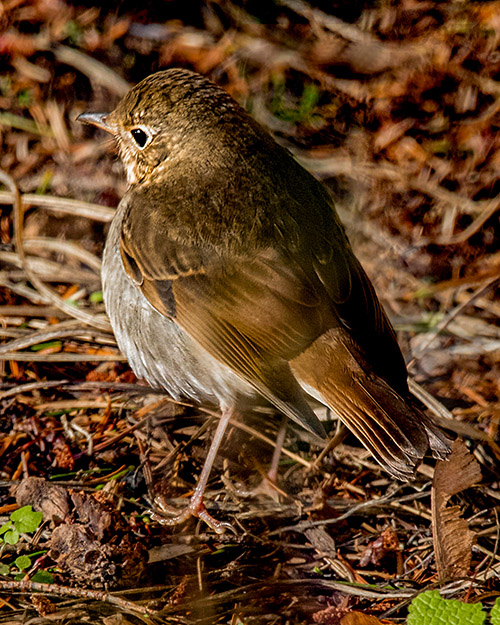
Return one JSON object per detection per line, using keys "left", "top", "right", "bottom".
{"left": 292, "top": 328, "right": 451, "bottom": 480}
{"left": 319, "top": 374, "right": 428, "bottom": 479}
{"left": 411, "top": 407, "right": 451, "bottom": 460}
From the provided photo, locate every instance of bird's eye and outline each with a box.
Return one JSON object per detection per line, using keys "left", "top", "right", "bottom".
{"left": 130, "top": 127, "right": 150, "bottom": 148}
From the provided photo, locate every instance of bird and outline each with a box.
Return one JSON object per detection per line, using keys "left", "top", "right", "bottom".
{"left": 78, "top": 68, "right": 450, "bottom": 532}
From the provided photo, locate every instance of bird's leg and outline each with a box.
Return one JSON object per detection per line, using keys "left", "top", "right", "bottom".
{"left": 150, "top": 404, "right": 236, "bottom": 534}
{"left": 310, "top": 418, "right": 347, "bottom": 471}
{"left": 244, "top": 414, "right": 289, "bottom": 501}
{"left": 267, "top": 414, "right": 288, "bottom": 483}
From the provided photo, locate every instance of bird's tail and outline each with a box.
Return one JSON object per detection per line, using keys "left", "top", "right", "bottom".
{"left": 292, "top": 328, "right": 450, "bottom": 479}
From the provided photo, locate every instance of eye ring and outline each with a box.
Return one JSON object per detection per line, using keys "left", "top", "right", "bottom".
{"left": 130, "top": 127, "right": 150, "bottom": 149}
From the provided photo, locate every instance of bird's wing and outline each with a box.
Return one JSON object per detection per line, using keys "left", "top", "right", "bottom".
{"left": 119, "top": 189, "right": 329, "bottom": 437}
{"left": 312, "top": 237, "right": 410, "bottom": 394}
{"left": 273, "top": 174, "right": 410, "bottom": 394}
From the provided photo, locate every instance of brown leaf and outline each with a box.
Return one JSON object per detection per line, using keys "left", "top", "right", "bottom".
{"left": 312, "top": 605, "right": 343, "bottom": 624}
{"left": 48, "top": 523, "right": 117, "bottom": 587}
{"left": 14, "top": 476, "right": 70, "bottom": 523}
{"left": 0, "top": 33, "right": 37, "bottom": 57}
{"left": 431, "top": 439, "right": 482, "bottom": 580}
{"left": 373, "top": 120, "right": 415, "bottom": 152}
{"left": 359, "top": 527, "right": 399, "bottom": 567}
{"left": 30, "top": 595, "right": 57, "bottom": 617}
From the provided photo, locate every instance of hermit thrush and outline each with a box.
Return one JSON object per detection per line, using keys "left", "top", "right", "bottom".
{"left": 78, "top": 69, "right": 449, "bottom": 532}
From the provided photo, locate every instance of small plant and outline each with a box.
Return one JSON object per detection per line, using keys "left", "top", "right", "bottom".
{"left": 64, "top": 20, "right": 84, "bottom": 45}
{"left": 0, "top": 505, "right": 43, "bottom": 545}
{"left": 0, "top": 506, "right": 52, "bottom": 581}
{"left": 17, "top": 88, "right": 32, "bottom": 107}
{"left": 407, "top": 591, "right": 500, "bottom": 624}
{"left": 271, "top": 75, "right": 322, "bottom": 125}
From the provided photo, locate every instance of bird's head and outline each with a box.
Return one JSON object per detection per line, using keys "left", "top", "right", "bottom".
{"left": 78, "top": 68, "right": 242, "bottom": 184}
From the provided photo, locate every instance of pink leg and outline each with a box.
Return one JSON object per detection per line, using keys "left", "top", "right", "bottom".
{"left": 310, "top": 421, "right": 347, "bottom": 470}
{"left": 150, "top": 405, "right": 236, "bottom": 534}
{"left": 267, "top": 414, "right": 287, "bottom": 483}
{"left": 247, "top": 415, "right": 288, "bottom": 500}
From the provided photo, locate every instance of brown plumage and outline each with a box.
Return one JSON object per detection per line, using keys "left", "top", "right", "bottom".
{"left": 79, "top": 69, "right": 449, "bottom": 531}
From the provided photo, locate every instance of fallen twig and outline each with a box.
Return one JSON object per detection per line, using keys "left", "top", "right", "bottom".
{"left": 0, "top": 170, "right": 111, "bottom": 331}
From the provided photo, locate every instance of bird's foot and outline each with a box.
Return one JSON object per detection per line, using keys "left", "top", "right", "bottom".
{"left": 149, "top": 494, "right": 236, "bottom": 534}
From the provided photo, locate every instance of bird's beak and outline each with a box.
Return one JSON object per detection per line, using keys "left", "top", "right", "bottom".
{"left": 77, "top": 112, "right": 114, "bottom": 134}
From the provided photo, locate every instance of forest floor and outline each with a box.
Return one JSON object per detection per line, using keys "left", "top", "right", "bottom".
{"left": 0, "top": 1, "right": 499, "bottom": 623}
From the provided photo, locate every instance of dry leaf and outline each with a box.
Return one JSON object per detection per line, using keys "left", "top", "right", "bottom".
{"left": 431, "top": 439, "right": 482, "bottom": 580}
{"left": 359, "top": 527, "right": 399, "bottom": 567}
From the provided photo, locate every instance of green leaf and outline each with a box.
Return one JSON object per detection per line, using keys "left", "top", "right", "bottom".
{"left": 407, "top": 591, "right": 485, "bottom": 625}
{"left": 107, "top": 465, "right": 135, "bottom": 480}
{"left": 0, "top": 521, "right": 12, "bottom": 535}
{"left": 491, "top": 597, "right": 500, "bottom": 625}
{"left": 64, "top": 20, "right": 84, "bottom": 46}
{"left": 31, "top": 570, "right": 54, "bottom": 584}
{"left": 14, "top": 555, "right": 31, "bottom": 571}
{"left": 298, "top": 83, "right": 320, "bottom": 122}
{"left": 89, "top": 290, "right": 103, "bottom": 303}
{"left": 17, "top": 89, "right": 32, "bottom": 107}
{"left": 36, "top": 170, "right": 53, "bottom": 195}
{"left": 30, "top": 340, "right": 62, "bottom": 352}
{"left": 3, "top": 529, "right": 20, "bottom": 545}
{"left": 269, "top": 74, "right": 321, "bottom": 125}
{"left": 26, "top": 550, "right": 47, "bottom": 558}
{"left": 0, "top": 112, "right": 53, "bottom": 136}
{"left": 0, "top": 563, "right": 10, "bottom": 575}
{"left": 11, "top": 505, "right": 43, "bottom": 533}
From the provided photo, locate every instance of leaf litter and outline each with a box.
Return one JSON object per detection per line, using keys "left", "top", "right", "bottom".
{"left": 0, "top": 1, "right": 499, "bottom": 623}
